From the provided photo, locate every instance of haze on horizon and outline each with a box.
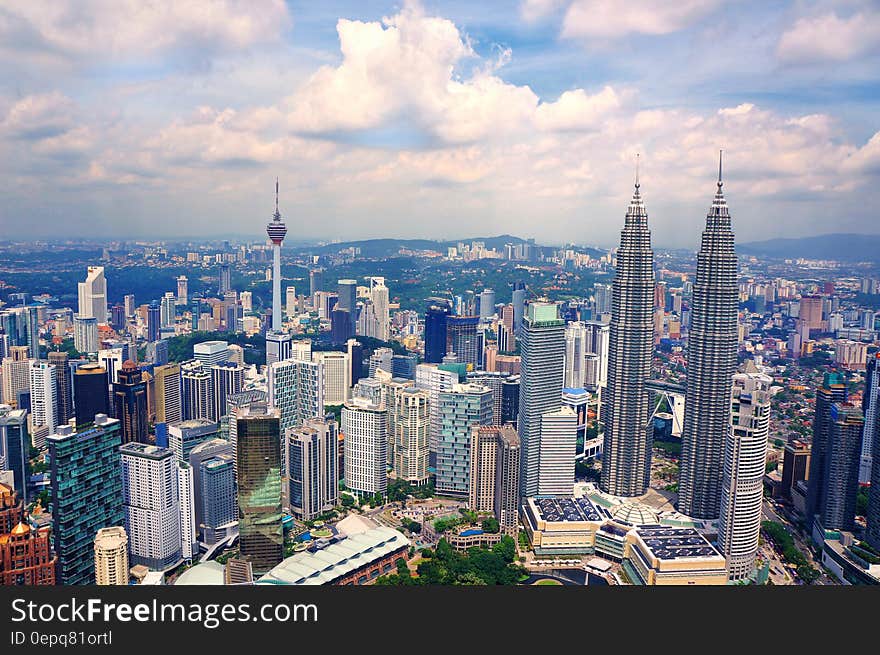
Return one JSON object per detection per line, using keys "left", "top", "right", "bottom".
{"left": 1, "top": 1, "right": 878, "bottom": 249}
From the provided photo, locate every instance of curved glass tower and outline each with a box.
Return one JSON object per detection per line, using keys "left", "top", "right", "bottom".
{"left": 678, "top": 154, "right": 739, "bottom": 519}
{"left": 600, "top": 165, "right": 655, "bottom": 497}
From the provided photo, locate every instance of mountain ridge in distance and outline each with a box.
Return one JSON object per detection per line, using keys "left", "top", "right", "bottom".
{"left": 737, "top": 233, "right": 880, "bottom": 263}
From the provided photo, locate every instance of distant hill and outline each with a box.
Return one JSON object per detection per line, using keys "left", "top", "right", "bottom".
{"left": 737, "top": 234, "right": 880, "bottom": 262}
{"left": 293, "top": 235, "right": 534, "bottom": 258}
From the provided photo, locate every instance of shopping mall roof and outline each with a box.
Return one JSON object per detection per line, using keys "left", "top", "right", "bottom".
{"left": 257, "top": 526, "right": 409, "bottom": 586}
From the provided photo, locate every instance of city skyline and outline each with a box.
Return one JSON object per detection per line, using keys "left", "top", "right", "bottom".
{"left": 2, "top": 1, "right": 879, "bottom": 246}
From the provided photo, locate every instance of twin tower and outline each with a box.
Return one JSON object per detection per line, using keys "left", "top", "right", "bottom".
{"left": 601, "top": 154, "right": 738, "bottom": 520}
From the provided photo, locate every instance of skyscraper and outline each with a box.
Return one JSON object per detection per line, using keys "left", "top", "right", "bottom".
{"left": 120, "top": 443, "right": 182, "bottom": 570}
{"left": 861, "top": 353, "right": 880, "bottom": 484}
{"left": 424, "top": 299, "right": 451, "bottom": 363}
{"left": 600, "top": 166, "right": 655, "bottom": 498}
{"left": 511, "top": 281, "right": 526, "bottom": 337}
{"left": 236, "top": 404, "right": 283, "bottom": 574}
{"left": 48, "top": 351, "right": 73, "bottom": 424}
{"left": 369, "top": 277, "right": 390, "bottom": 341}
{"left": 415, "top": 363, "right": 458, "bottom": 469}
{"left": 93, "top": 527, "right": 129, "bottom": 586}
{"left": 78, "top": 266, "right": 107, "bottom": 325}
{"left": 285, "top": 417, "right": 339, "bottom": 520}
{"left": 309, "top": 269, "right": 324, "bottom": 299}
{"left": 393, "top": 388, "right": 430, "bottom": 486}
{"left": 210, "top": 362, "right": 244, "bottom": 424}
{"left": 336, "top": 279, "right": 358, "bottom": 315}
{"left": 537, "top": 406, "right": 577, "bottom": 496}
{"left": 1, "top": 346, "right": 29, "bottom": 406}
{"left": 266, "top": 178, "right": 287, "bottom": 344}
{"left": 188, "top": 438, "right": 235, "bottom": 545}
{"left": 28, "top": 360, "right": 57, "bottom": 437}
{"left": 446, "top": 315, "right": 481, "bottom": 369}
{"left": 717, "top": 365, "right": 772, "bottom": 581}
{"left": 678, "top": 156, "right": 739, "bottom": 519}
{"left": 564, "top": 322, "right": 588, "bottom": 389}
{"left": 48, "top": 416, "right": 124, "bottom": 585}
{"left": 819, "top": 402, "right": 863, "bottom": 532}
{"left": 806, "top": 372, "right": 848, "bottom": 521}
{"left": 479, "top": 288, "right": 496, "bottom": 320}
{"left": 313, "top": 350, "right": 351, "bottom": 406}
{"left": 73, "top": 363, "right": 110, "bottom": 427}
{"left": 469, "top": 425, "right": 521, "bottom": 535}
{"left": 267, "top": 356, "right": 324, "bottom": 434}
{"left": 146, "top": 302, "right": 160, "bottom": 343}
{"left": 180, "top": 361, "right": 214, "bottom": 422}
{"left": 518, "top": 302, "right": 566, "bottom": 497}
{"left": 73, "top": 315, "right": 99, "bottom": 354}
{"left": 176, "top": 275, "right": 188, "bottom": 306}
{"left": 0, "top": 407, "right": 29, "bottom": 503}
{"left": 341, "top": 397, "right": 387, "bottom": 498}
{"left": 112, "top": 360, "right": 148, "bottom": 444}
{"left": 218, "top": 264, "right": 232, "bottom": 296}
{"left": 436, "top": 383, "right": 493, "bottom": 496}
{"left": 152, "top": 362, "right": 182, "bottom": 425}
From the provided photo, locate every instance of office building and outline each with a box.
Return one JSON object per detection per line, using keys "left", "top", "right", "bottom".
{"left": 78, "top": 266, "right": 107, "bottom": 324}
{"left": 93, "top": 527, "right": 129, "bottom": 585}
{"left": 446, "top": 316, "right": 480, "bottom": 369}
{"left": 518, "top": 302, "right": 566, "bottom": 497}
{"left": 153, "top": 363, "right": 181, "bottom": 425}
{"left": 424, "top": 299, "right": 451, "bottom": 363}
{"left": 819, "top": 403, "right": 864, "bottom": 532}
{"left": 73, "top": 363, "right": 110, "bottom": 427}
{"left": 806, "top": 372, "right": 849, "bottom": 520}
{"left": 799, "top": 295, "right": 824, "bottom": 332}
{"left": 210, "top": 362, "right": 244, "bottom": 423}
{"left": 679, "top": 159, "right": 739, "bottom": 519}
{"left": 314, "top": 350, "right": 351, "bottom": 406}
{"left": 236, "top": 404, "right": 283, "bottom": 574}
{"left": 285, "top": 417, "right": 339, "bottom": 520}
{"left": 469, "top": 425, "right": 520, "bottom": 535}
{"left": 98, "top": 347, "right": 125, "bottom": 385}
{"left": 717, "top": 366, "right": 772, "bottom": 581}
{"left": 265, "top": 330, "right": 293, "bottom": 367}
{"left": 600, "top": 171, "right": 655, "bottom": 497}
{"left": 342, "top": 398, "right": 387, "bottom": 498}
{"left": 564, "top": 322, "right": 589, "bottom": 389}
{"left": 73, "top": 315, "right": 99, "bottom": 354}
{"left": 0, "top": 408, "right": 29, "bottom": 503}
{"left": 146, "top": 302, "right": 160, "bottom": 343}
{"left": 593, "top": 282, "right": 613, "bottom": 316}
{"left": 48, "top": 416, "right": 124, "bottom": 585}
{"left": 782, "top": 440, "right": 811, "bottom": 501}
{"left": 331, "top": 308, "right": 353, "bottom": 345}
{"left": 178, "top": 462, "right": 197, "bottom": 562}
{"left": 160, "top": 292, "right": 176, "bottom": 329}
{"left": 512, "top": 281, "right": 526, "bottom": 336}
{"left": 537, "top": 406, "right": 577, "bottom": 497}
{"left": 120, "top": 443, "right": 181, "bottom": 570}
{"left": 479, "top": 288, "right": 496, "bottom": 319}
{"left": 415, "top": 363, "right": 458, "bottom": 469}
{"left": 284, "top": 285, "right": 296, "bottom": 317}
{"left": 28, "top": 360, "right": 57, "bottom": 437}
{"left": 2, "top": 346, "right": 30, "bottom": 406}
{"left": 218, "top": 264, "right": 232, "bottom": 296}
{"left": 47, "top": 351, "right": 73, "bottom": 424}
{"left": 861, "top": 353, "right": 880, "bottom": 484}
{"left": 337, "top": 279, "right": 358, "bottom": 315}
{"left": 168, "top": 419, "right": 219, "bottom": 463}
{"left": 0, "top": 483, "right": 56, "bottom": 585}
{"left": 393, "top": 389, "right": 430, "bottom": 486}
{"left": 176, "top": 275, "right": 188, "bottom": 306}
{"left": 267, "top": 357, "right": 324, "bottom": 439}
{"left": 188, "top": 439, "right": 235, "bottom": 545}
{"left": 112, "top": 360, "right": 149, "bottom": 444}
{"left": 180, "top": 361, "right": 214, "bottom": 422}
{"left": 347, "top": 339, "right": 364, "bottom": 386}
{"left": 193, "top": 340, "right": 229, "bottom": 367}
{"left": 436, "top": 383, "right": 493, "bottom": 496}
{"left": 309, "top": 269, "right": 324, "bottom": 299}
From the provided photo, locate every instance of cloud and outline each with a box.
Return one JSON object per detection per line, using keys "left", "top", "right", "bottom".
{"left": 1, "top": 92, "right": 78, "bottom": 140}
{"left": 535, "top": 86, "right": 622, "bottom": 131}
{"left": 0, "top": 0, "right": 292, "bottom": 61}
{"left": 520, "top": 0, "right": 567, "bottom": 22}
{"left": 777, "top": 10, "right": 880, "bottom": 64}
{"left": 559, "top": 0, "right": 721, "bottom": 39}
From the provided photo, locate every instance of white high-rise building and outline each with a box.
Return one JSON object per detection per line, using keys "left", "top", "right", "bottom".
{"left": 153, "top": 363, "right": 182, "bottom": 425}
{"left": 564, "top": 322, "right": 588, "bottom": 389}
{"left": 240, "top": 291, "right": 253, "bottom": 313}
{"left": 28, "top": 360, "right": 57, "bottom": 438}
{"left": 98, "top": 347, "right": 124, "bottom": 384}
{"left": 120, "top": 443, "right": 182, "bottom": 570}
{"left": 193, "top": 341, "right": 229, "bottom": 367}
{"left": 341, "top": 397, "right": 387, "bottom": 498}
{"left": 718, "top": 365, "right": 772, "bottom": 581}
{"left": 160, "top": 292, "right": 176, "bottom": 328}
{"left": 176, "top": 276, "right": 188, "bottom": 306}
{"left": 584, "top": 321, "right": 610, "bottom": 389}
{"left": 286, "top": 286, "right": 297, "bottom": 318}
{"left": 393, "top": 388, "right": 430, "bottom": 485}
{"left": 291, "top": 339, "right": 312, "bottom": 362}
{"left": 94, "top": 526, "right": 129, "bottom": 585}
{"left": 73, "top": 315, "right": 99, "bottom": 354}
{"left": 1, "top": 346, "right": 30, "bottom": 406}
{"left": 285, "top": 417, "right": 339, "bottom": 520}
{"left": 313, "top": 351, "right": 350, "bottom": 406}
{"left": 369, "top": 277, "right": 390, "bottom": 341}
{"left": 177, "top": 461, "right": 197, "bottom": 562}
{"left": 267, "top": 357, "right": 324, "bottom": 434}
{"left": 537, "top": 406, "right": 577, "bottom": 496}
{"left": 180, "top": 360, "right": 214, "bottom": 423}
{"left": 78, "top": 266, "right": 107, "bottom": 324}
{"left": 415, "top": 363, "right": 458, "bottom": 468}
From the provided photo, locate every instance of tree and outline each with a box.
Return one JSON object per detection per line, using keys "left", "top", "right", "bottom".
{"left": 341, "top": 494, "right": 356, "bottom": 508}
{"left": 481, "top": 517, "right": 500, "bottom": 534}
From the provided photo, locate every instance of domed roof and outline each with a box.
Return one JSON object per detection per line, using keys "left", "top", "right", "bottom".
{"left": 610, "top": 502, "right": 659, "bottom": 526}
{"left": 11, "top": 521, "right": 31, "bottom": 536}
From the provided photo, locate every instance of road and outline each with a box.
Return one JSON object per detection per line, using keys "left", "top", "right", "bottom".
{"left": 761, "top": 499, "right": 836, "bottom": 585}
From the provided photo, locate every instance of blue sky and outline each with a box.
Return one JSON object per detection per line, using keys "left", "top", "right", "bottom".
{"left": 0, "top": 0, "right": 878, "bottom": 247}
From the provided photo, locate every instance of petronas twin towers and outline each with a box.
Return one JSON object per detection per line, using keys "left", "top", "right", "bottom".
{"left": 601, "top": 154, "right": 738, "bottom": 521}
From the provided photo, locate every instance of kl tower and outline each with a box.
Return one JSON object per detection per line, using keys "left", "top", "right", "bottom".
{"left": 265, "top": 178, "right": 292, "bottom": 365}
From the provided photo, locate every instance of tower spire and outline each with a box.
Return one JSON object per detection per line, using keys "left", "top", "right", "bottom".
{"left": 718, "top": 150, "right": 723, "bottom": 190}
{"left": 274, "top": 177, "right": 280, "bottom": 218}
{"left": 635, "top": 152, "right": 640, "bottom": 190}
